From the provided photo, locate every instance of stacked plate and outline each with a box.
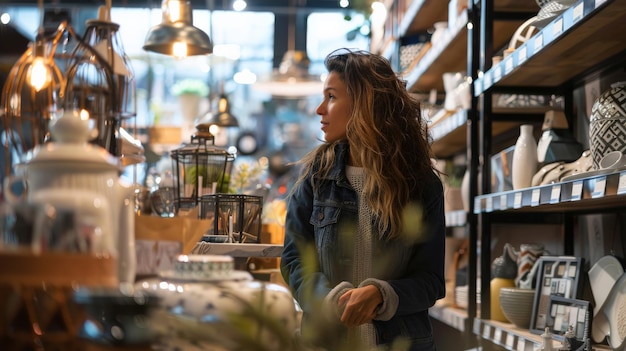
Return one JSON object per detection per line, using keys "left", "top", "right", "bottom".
{"left": 455, "top": 285, "right": 481, "bottom": 309}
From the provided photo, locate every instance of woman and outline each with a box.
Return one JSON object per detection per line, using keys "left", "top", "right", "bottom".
{"left": 280, "top": 48, "right": 446, "bottom": 351}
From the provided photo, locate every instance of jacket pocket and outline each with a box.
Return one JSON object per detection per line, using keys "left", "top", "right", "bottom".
{"left": 310, "top": 204, "right": 341, "bottom": 249}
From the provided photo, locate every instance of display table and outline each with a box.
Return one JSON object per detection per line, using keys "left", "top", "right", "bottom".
{"left": 190, "top": 242, "right": 283, "bottom": 258}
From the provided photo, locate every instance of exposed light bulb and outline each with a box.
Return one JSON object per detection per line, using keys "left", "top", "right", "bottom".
{"left": 232, "top": 0, "right": 247, "bottom": 11}
{"left": 173, "top": 41, "right": 188, "bottom": 58}
{"left": 1, "top": 12, "right": 11, "bottom": 24}
{"left": 168, "top": 0, "right": 183, "bottom": 22}
{"left": 79, "top": 109, "right": 90, "bottom": 120}
{"left": 28, "top": 57, "right": 50, "bottom": 92}
{"left": 339, "top": 0, "right": 349, "bottom": 8}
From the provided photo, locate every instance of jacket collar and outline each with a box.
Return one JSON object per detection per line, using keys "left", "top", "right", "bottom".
{"left": 324, "top": 141, "right": 350, "bottom": 182}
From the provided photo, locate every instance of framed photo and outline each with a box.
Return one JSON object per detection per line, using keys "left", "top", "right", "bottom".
{"left": 530, "top": 256, "right": 584, "bottom": 334}
{"left": 545, "top": 296, "right": 590, "bottom": 342}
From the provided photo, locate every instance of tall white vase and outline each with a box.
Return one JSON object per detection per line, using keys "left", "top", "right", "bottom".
{"left": 512, "top": 124, "right": 538, "bottom": 189}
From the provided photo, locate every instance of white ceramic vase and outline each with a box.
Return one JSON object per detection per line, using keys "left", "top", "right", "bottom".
{"left": 512, "top": 124, "right": 538, "bottom": 189}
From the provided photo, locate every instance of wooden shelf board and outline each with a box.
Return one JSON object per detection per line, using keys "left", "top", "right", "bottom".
{"left": 405, "top": 17, "right": 522, "bottom": 94}
{"left": 432, "top": 120, "right": 518, "bottom": 158}
{"left": 484, "top": 0, "right": 626, "bottom": 90}
{"left": 475, "top": 170, "right": 626, "bottom": 214}
{"left": 399, "top": 0, "right": 448, "bottom": 36}
{"left": 495, "top": 0, "right": 541, "bottom": 12}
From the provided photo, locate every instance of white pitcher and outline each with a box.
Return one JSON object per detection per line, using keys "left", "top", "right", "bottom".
{"left": 3, "top": 110, "right": 136, "bottom": 284}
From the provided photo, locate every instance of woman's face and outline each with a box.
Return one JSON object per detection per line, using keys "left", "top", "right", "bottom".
{"left": 316, "top": 71, "right": 352, "bottom": 143}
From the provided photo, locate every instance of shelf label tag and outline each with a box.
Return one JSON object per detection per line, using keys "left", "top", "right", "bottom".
{"left": 494, "top": 65, "right": 502, "bottom": 82}
{"left": 486, "top": 196, "right": 493, "bottom": 212}
{"left": 505, "top": 57, "right": 514, "bottom": 74}
{"left": 514, "top": 192, "right": 523, "bottom": 208}
{"left": 500, "top": 194, "right": 508, "bottom": 210}
{"left": 531, "top": 188, "right": 541, "bottom": 206}
{"left": 550, "top": 184, "right": 561, "bottom": 204}
{"left": 517, "top": 339, "right": 526, "bottom": 351}
{"left": 573, "top": 2, "right": 584, "bottom": 22}
{"left": 595, "top": 0, "right": 607, "bottom": 8}
{"left": 592, "top": 177, "right": 607, "bottom": 198}
{"left": 485, "top": 72, "right": 492, "bottom": 89}
{"left": 553, "top": 18, "right": 563, "bottom": 36}
{"left": 534, "top": 34, "right": 544, "bottom": 53}
{"left": 475, "top": 79, "right": 483, "bottom": 95}
{"left": 482, "top": 324, "right": 491, "bottom": 338}
{"left": 519, "top": 46, "right": 527, "bottom": 64}
{"left": 618, "top": 172, "right": 626, "bottom": 195}
{"left": 571, "top": 181, "right": 583, "bottom": 201}
{"left": 474, "top": 197, "right": 481, "bottom": 214}
{"left": 494, "top": 328, "right": 502, "bottom": 342}
{"left": 505, "top": 333, "right": 515, "bottom": 348}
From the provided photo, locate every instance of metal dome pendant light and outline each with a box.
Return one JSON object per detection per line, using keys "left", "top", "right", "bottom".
{"left": 143, "top": 0, "right": 213, "bottom": 58}
{"left": 206, "top": 89, "right": 239, "bottom": 128}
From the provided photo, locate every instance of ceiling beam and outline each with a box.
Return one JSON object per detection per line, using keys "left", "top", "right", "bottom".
{"left": 0, "top": 0, "right": 353, "bottom": 14}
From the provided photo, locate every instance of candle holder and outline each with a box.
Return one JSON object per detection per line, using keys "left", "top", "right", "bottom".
{"left": 198, "top": 194, "right": 262, "bottom": 243}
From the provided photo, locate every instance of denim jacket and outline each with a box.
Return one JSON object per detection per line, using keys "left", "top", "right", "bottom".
{"left": 281, "top": 142, "right": 446, "bottom": 349}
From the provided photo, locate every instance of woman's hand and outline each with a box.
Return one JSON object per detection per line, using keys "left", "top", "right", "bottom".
{"left": 337, "top": 285, "right": 383, "bottom": 327}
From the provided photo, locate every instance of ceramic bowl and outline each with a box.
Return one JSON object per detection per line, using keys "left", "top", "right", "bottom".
{"left": 499, "top": 287, "right": 535, "bottom": 329}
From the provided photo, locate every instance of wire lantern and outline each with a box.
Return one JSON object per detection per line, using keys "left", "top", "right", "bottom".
{"left": 171, "top": 124, "right": 235, "bottom": 212}
{"left": 1, "top": 1, "right": 135, "bottom": 181}
{"left": 63, "top": 6, "right": 136, "bottom": 157}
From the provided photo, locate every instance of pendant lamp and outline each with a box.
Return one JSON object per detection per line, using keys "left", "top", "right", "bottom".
{"left": 205, "top": 92, "right": 239, "bottom": 127}
{"left": 253, "top": 49, "right": 322, "bottom": 98}
{"left": 143, "top": 0, "right": 213, "bottom": 58}
{"left": 253, "top": 0, "right": 322, "bottom": 98}
{"left": 2, "top": 0, "right": 142, "bottom": 182}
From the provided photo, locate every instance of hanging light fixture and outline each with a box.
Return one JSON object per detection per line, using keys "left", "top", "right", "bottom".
{"left": 253, "top": 0, "right": 322, "bottom": 98}
{"left": 1, "top": 0, "right": 77, "bottom": 176}
{"left": 64, "top": 1, "right": 138, "bottom": 158}
{"left": 143, "top": 0, "right": 213, "bottom": 58}
{"left": 197, "top": 80, "right": 239, "bottom": 128}
{"left": 2, "top": 0, "right": 142, "bottom": 180}
{"left": 204, "top": 92, "right": 239, "bottom": 127}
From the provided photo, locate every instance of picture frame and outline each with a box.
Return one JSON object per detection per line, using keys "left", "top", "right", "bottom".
{"left": 545, "top": 296, "right": 590, "bottom": 342}
{"left": 529, "top": 256, "right": 584, "bottom": 335}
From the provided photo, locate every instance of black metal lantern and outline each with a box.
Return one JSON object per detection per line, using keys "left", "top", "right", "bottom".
{"left": 170, "top": 124, "right": 234, "bottom": 212}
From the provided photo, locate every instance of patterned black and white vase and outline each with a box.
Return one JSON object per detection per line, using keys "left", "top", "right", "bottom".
{"left": 589, "top": 82, "right": 626, "bottom": 169}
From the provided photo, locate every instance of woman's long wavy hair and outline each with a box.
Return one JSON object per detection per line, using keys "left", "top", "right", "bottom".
{"left": 297, "top": 48, "right": 436, "bottom": 240}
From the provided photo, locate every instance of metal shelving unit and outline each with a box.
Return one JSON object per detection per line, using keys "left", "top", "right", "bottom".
{"left": 472, "top": 0, "right": 626, "bottom": 349}
{"left": 376, "top": 0, "right": 626, "bottom": 348}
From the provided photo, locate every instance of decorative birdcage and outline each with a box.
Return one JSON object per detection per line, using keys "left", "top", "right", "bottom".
{"left": 199, "top": 194, "right": 263, "bottom": 243}
{"left": 170, "top": 124, "right": 235, "bottom": 212}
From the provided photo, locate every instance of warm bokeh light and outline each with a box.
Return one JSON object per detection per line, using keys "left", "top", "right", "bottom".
{"left": 172, "top": 41, "right": 188, "bottom": 58}
{"left": 28, "top": 57, "right": 50, "bottom": 92}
